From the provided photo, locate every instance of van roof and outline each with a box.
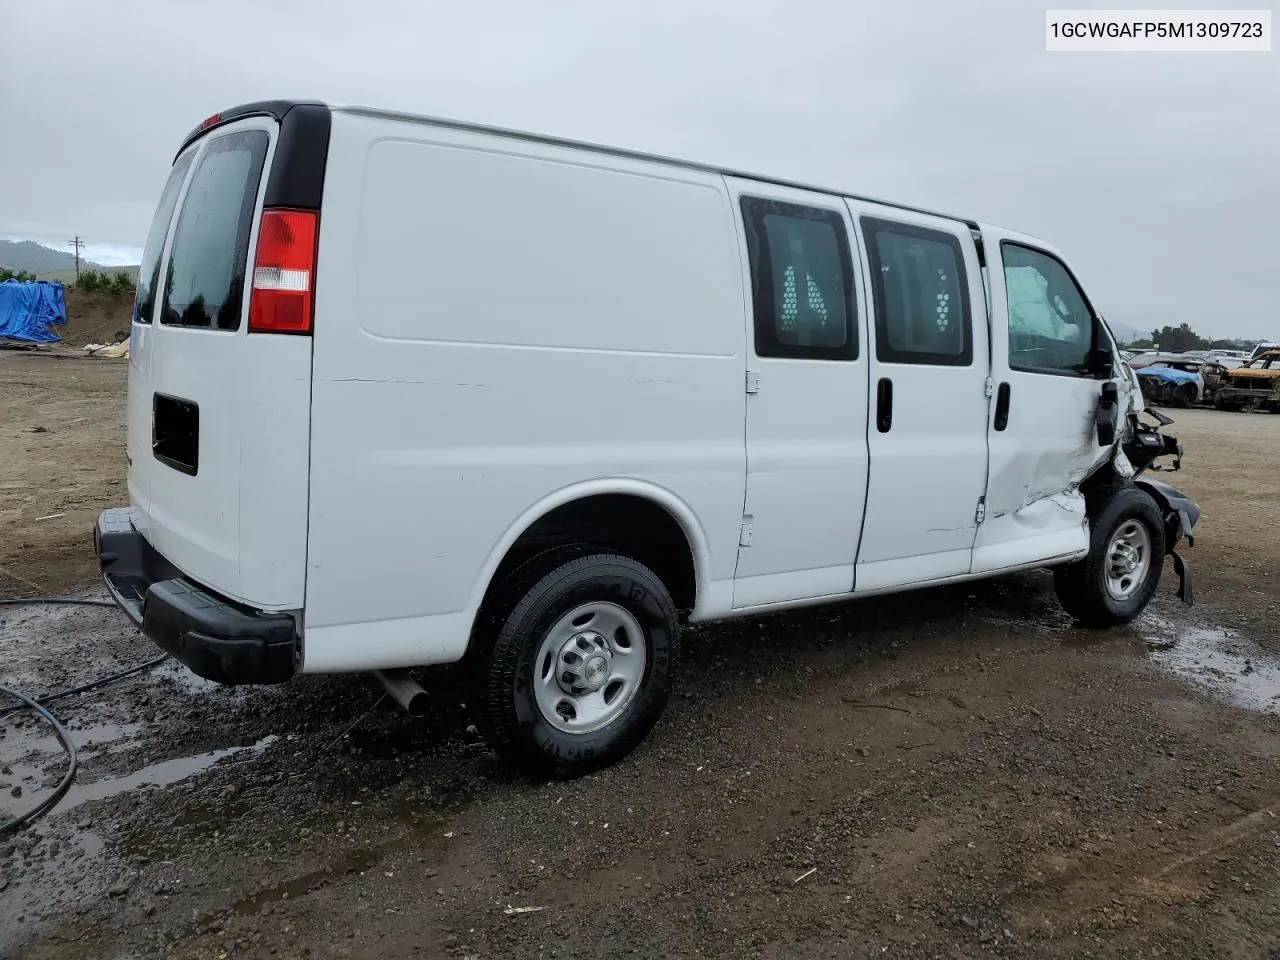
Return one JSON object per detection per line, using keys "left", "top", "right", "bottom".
{"left": 184, "top": 99, "right": 982, "bottom": 234}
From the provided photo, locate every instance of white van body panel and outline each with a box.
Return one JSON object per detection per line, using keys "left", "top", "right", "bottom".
{"left": 127, "top": 117, "right": 313, "bottom": 611}
{"left": 301, "top": 111, "right": 747, "bottom": 672}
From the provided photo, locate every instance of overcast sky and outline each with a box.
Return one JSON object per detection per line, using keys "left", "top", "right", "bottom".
{"left": 1, "top": 0, "right": 1276, "bottom": 338}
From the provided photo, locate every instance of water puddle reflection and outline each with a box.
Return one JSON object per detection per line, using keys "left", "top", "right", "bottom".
{"left": 1139, "top": 615, "right": 1280, "bottom": 716}
{"left": 57, "top": 735, "right": 279, "bottom": 812}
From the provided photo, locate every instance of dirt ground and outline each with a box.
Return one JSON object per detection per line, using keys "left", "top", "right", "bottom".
{"left": 56, "top": 291, "right": 134, "bottom": 348}
{"left": 2, "top": 352, "right": 1280, "bottom": 960}
{"left": 0, "top": 352, "right": 127, "bottom": 597}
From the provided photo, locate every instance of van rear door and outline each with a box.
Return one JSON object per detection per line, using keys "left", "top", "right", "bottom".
{"left": 128, "top": 108, "right": 325, "bottom": 610}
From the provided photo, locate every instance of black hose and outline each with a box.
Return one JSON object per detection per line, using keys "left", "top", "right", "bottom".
{"left": 0, "top": 596, "right": 167, "bottom": 834}
{"left": 0, "top": 654, "right": 170, "bottom": 720}
{"left": 0, "top": 684, "right": 78, "bottom": 836}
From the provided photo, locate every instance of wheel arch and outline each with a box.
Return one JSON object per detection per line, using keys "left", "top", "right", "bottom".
{"left": 466, "top": 479, "right": 710, "bottom": 641}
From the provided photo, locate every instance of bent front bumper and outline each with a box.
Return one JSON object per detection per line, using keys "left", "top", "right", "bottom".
{"left": 94, "top": 507, "right": 297, "bottom": 685}
{"left": 1134, "top": 479, "right": 1200, "bottom": 604}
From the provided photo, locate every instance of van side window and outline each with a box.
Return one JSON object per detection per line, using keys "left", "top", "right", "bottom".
{"left": 133, "top": 151, "right": 195, "bottom": 325}
{"left": 161, "top": 130, "right": 269, "bottom": 331}
{"left": 740, "top": 197, "right": 857, "bottom": 361}
{"left": 1002, "top": 242, "right": 1096, "bottom": 376}
{"left": 862, "top": 217, "right": 971, "bottom": 366}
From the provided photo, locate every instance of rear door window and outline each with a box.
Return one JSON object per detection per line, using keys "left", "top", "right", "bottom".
{"left": 161, "top": 129, "right": 269, "bottom": 330}
{"left": 861, "top": 217, "right": 972, "bottom": 366}
{"left": 133, "top": 151, "right": 195, "bottom": 325}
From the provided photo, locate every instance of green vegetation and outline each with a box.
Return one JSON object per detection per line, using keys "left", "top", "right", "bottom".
{"left": 1147, "top": 323, "right": 1208, "bottom": 352}
{"left": 0, "top": 267, "right": 38, "bottom": 282}
{"left": 76, "top": 269, "right": 136, "bottom": 295}
{"left": 1122, "top": 327, "right": 1259, "bottom": 353}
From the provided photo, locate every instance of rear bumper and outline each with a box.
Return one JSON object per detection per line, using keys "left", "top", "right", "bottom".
{"left": 95, "top": 507, "right": 298, "bottom": 685}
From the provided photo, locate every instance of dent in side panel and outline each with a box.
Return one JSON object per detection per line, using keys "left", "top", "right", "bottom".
{"left": 983, "top": 377, "right": 1109, "bottom": 536}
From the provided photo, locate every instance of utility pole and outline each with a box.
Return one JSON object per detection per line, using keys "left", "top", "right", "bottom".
{"left": 68, "top": 236, "right": 84, "bottom": 283}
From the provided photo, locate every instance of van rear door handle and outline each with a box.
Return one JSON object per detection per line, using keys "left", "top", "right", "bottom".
{"left": 994, "top": 381, "right": 1011, "bottom": 431}
{"left": 876, "top": 377, "right": 893, "bottom": 433}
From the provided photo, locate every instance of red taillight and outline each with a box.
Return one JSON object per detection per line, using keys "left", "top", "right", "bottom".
{"left": 248, "top": 209, "right": 318, "bottom": 335}
{"left": 201, "top": 113, "right": 222, "bottom": 130}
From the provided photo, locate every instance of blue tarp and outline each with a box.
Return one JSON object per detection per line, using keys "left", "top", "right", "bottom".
{"left": 0, "top": 280, "right": 67, "bottom": 342}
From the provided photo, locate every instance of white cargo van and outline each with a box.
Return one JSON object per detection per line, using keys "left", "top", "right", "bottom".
{"left": 97, "top": 100, "right": 1200, "bottom": 777}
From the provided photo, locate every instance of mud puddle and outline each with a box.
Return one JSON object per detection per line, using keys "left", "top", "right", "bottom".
{"left": 0, "top": 821, "right": 112, "bottom": 955}
{"left": 0, "top": 720, "right": 144, "bottom": 821}
{"left": 231, "top": 847, "right": 384, "bottom": 915}
{"left": 3, "top": 729, "right": 279, "bottom": 851}
{"left": 57, "top": 734, "right": 280, "bottom": 814}
{"left": 1, "top": 732, "right": 285, "bottom": 954}
{"left": 978, "top": 586, "right": 1280, "bottom": 717}
{"left": 1139, "top": 615, "right": 1280, "bottom": 716}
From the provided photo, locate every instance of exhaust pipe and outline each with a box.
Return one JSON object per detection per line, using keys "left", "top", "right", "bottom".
{"left": 374, "top": 669, "right": 429, "bottom": 717}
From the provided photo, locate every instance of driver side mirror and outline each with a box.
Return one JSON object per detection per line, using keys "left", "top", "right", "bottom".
{"left": 1089, "top": 317, "right": 1114, "bottom": 378}
{"left": 1096, "top": 381, "right": 1119, "bottom": 446}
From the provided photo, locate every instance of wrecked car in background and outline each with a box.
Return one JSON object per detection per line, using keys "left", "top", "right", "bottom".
{"left": 1196, "top": 359, "right": 1231, "bottom": 406}
{"left": 1135, "top": 361, "right": 1202, "bottom": 408}
{"left": 1131, "top": 354, "right": 1235, "bottom": 408}
{"left": 1215, "top": 350, "right": 1280, "bottom": 412}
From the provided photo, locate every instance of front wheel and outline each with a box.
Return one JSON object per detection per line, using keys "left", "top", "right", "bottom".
{"left": 1054, "top": 485, "right": 1166, "bottom": 628}
{"left": 470, "top": 550, "right": 680, "bottom": 778}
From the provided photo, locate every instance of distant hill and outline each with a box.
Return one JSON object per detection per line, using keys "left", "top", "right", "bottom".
{"left": 0, "top": 240, "right": 139, "bottom": 283}
{"left": 1103, "top": 319, "right": 1145, "bottom": 346}
{"left": 0, "top": 239, "right": 102, "bottom": 274}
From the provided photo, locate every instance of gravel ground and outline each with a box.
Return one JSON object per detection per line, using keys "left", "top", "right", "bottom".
{"left": 2, "top": 353, "right": 1280, "bottom": 960}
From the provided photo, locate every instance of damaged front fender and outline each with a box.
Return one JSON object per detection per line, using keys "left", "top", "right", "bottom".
{"left": 1133, "top": 476, "right": 1200, "bottom": 604}
{"left": 1135, "top": 477, "right": 1200, "bottom": 548}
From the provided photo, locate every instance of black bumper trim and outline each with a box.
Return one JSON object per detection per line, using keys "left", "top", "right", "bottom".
{"left": 95, "top": 507, "right": 297, "bottom": 685}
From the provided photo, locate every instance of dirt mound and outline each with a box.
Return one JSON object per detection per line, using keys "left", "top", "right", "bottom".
{"left": 58, "top": 289, "right": 133, "bottom": 347}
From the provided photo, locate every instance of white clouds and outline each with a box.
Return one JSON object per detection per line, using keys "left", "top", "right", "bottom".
{"left": 1, "top": 0, "right": 1276, "bottom": 336}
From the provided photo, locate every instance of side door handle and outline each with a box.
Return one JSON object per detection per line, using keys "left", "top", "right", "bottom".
{"left": 993, "top": 382, "right": 1011, "bottom": 431}
{"left": 876, "top": 377, "right": 893, "bottom": 433}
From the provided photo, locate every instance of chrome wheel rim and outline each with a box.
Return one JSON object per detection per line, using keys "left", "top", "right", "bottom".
{"left": 1104, "top": 519, "right": 1152, "bottom": 601}
{"left": 533, "top": 601, "right": 647, "bottom": 735}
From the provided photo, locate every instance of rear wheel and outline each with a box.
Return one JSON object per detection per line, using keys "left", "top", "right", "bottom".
{"left": 470, "top": 550, "right": 679, "bottom": 778}
{"left": 1054, "top": 485, "right": 1166, "bottom": 628}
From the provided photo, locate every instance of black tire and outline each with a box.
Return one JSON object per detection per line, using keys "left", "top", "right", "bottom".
{"left": 470, "top": 550, "right": 679, "bottom": 778}
{"left": 1054, "top": 485, "right": 1166, "bottom": 628}
{"left": 1175, "top": 384, "right": 1196, "bottom": 409}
